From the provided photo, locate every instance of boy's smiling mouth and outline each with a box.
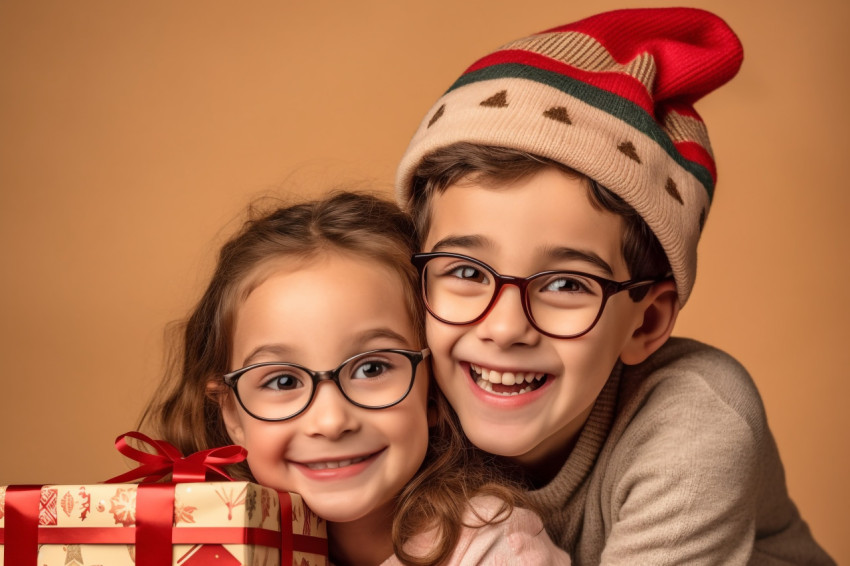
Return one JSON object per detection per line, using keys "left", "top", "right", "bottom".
{"left": 469, "top": 363, "right": 548, "bottom": 395}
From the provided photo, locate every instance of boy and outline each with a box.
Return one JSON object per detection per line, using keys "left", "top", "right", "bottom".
{"left": 395, "top": 8, "right": 834, "bottom": 565}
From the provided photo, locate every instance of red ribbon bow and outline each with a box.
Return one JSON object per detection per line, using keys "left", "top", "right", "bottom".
{"left": 105, "top": 431, "right": 247, "bottom": 484}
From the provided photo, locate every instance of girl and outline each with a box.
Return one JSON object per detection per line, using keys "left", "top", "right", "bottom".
{"left": 140, "top": 191, "right": 569, "bottom": 565}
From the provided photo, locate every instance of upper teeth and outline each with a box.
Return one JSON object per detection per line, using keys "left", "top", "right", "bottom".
{"left": 305, "top": 455, "right": 368, "bottom": 470}
{"left": 470, "top": 364, "right": 545, "bottom": 386}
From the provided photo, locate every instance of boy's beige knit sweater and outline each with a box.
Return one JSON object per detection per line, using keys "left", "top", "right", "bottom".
{"left": 525, "top": 337, "right": 835, "bottom": 565}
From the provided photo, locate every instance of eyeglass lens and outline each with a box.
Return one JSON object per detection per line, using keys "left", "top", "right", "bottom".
{"left": 233, "top": 350, "right": 416, "bottom": 420}
{"left": 420, "top": 255, "right": 606, "bottom": 337}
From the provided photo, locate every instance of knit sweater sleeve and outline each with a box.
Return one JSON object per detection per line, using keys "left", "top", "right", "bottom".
{"left": 595, "top": 345, "right": 763, "bottom": 564}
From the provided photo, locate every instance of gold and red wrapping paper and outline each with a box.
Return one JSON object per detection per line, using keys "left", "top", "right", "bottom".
{"left": 0, "top": 433, "right": 328, "bottom": 566}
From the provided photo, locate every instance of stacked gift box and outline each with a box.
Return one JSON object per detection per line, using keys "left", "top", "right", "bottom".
{"left": 0, "top": 433, "right": 328, "bottom": 566}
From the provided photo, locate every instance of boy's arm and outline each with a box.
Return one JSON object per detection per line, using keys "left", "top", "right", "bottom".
{"left": 593, "top": 349, "right": 833, "bottom": 566}
{"left": 598, "top": 375, "right": 759, "bottom": 564}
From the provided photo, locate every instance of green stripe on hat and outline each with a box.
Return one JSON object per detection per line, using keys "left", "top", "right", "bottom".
{"left": 449, "top": 64, "right": 715, "bottom": 200}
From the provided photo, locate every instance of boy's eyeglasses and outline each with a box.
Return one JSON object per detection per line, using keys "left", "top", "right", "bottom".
{"left": 223, "top": 348, "right": 430, "bottom": 422}
{"left": 412, "top": 252, "right": 665, "bottom": 339}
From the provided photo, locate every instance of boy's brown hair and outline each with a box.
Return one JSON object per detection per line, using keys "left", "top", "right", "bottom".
{"left": 408, "top": 142, "right": 671, "bottom": 299}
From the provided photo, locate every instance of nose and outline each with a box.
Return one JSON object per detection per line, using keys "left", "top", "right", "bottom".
{"left": 475, "top": 284, "right": 541, "bottom": 348}
{"left": 302, "top": 382, "right": 360, "bottom": 440}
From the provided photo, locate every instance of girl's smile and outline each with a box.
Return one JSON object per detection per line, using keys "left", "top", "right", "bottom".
{"left": 290, "top": 449, "right": 385, "bottom": 480}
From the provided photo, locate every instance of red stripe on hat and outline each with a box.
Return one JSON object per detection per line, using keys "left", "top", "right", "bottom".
{"left": 464, "top": 50, "right": 655, "bottom": 114}
{"left": 675, "top": 141, "right": 717, "bottom": 183}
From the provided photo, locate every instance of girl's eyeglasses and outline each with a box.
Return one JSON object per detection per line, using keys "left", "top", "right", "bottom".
{"left": 224, "top": 348, "right": 430, "bottom": 421}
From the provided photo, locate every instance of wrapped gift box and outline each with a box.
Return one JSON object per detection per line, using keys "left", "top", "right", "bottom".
{"left": 0, "top": 482, "right": 327, "bottom": 565}
{"left": 0, "top": 432, "right": 328, "bottom": 566}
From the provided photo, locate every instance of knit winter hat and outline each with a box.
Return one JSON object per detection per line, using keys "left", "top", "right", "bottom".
{"left": 396, "top": 7, "right": 743, "bottom": 306}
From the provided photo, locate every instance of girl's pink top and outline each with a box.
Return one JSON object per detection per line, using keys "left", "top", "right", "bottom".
{"left": 380, "top": 495, "right": 571, "bottom": 566}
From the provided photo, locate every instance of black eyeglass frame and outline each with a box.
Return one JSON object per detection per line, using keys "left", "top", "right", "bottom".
{"left": 223, "top": 347, "right": 431, "bottom": 422}
{"left": 412, "top": 252, "right": 666, "bottom": 339}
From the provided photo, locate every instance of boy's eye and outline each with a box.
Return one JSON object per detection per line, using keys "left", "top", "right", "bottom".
{"left": 446, "top": 264, "right": 489, "bottom": 284}
{"left": 540, "top": 274, "right": 593, "bottom": 294}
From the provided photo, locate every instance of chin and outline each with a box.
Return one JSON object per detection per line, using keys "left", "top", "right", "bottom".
{"left": 465, "top": 431, "right": 531, "bottom": 459}
{"left": 304, "top": 490, "right": 383, "bottom": 521}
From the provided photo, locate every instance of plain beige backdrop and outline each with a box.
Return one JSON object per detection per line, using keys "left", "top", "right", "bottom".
{"left": 1, "top": 0, "right": 847, "bottom": 561}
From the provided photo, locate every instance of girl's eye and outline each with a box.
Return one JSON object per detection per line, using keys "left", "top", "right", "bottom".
{"left": 260, "top": 372, "right": 304, "bottom": 391}
{"left": 352, "top": 360, "right": 392, "bottom": 380}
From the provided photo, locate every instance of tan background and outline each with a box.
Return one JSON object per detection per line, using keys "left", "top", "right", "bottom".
{"left": 1, "top": 0, "right": 847, "bottom": 561}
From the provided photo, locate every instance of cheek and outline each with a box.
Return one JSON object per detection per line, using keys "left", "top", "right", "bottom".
{"left": 398, "top": 385, "right": 431, "bottom": 463}
{"left": 240, "top": 424, "right": 292, "bottom": 483}
{"left": 405, "top": 414, "right": 431, "bottom": 475}
{"left": 552, "top": 319, "right": 630, "bottom": 380}
{"left": 425, "top": 318, "right": 462, "bottom": 357}
{"left": 425, "top": 321, "right": 470, "bottom": 393}
{"left": 589, "top": 300, "right": 640, "bottom": 355}
{"left": 424, "top": 317, "right": 443, "bottom": 344}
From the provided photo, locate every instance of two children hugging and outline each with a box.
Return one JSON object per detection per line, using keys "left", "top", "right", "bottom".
{"left": 141, "top": 191, "right": 571, "bottom": 565}
{"left": 141, "top": 7, "right": 835, "bottom": 566}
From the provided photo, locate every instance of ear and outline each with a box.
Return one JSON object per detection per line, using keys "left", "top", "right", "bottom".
{"left": 212, "top": 382, "right": 246, "bottom": 446}
{"left": 620, "top": 279, "right": 680, "bottom": 365}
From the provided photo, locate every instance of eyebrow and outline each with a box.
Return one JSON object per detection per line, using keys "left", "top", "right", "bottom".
{"left": 242, "top": 344, "right": 294, "bottom": 367}
{"left": 429, "top": 235, "right": 615, "bottom": 278}
{"left": 240, "top": 328, "right": 412, "bottom": 368}
{"left": 356, "top": 328, "right": 412, "bottom": 348}
{"left": 542, "top": 246, "right": 615, "bottom": 277}
{"left": 429, "top": 234, "right": 490, "bottom": 253}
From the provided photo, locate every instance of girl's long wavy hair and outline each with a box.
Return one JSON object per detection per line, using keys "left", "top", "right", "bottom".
{"left": 139, "top": 190, "right": 527, "bottom": 565}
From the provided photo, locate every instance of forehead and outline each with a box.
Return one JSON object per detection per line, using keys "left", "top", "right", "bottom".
{"left": 239, "top": 253, "right": 409, "bottom": 321}
{"left": 231, "top": 253, "right": 418, "bottom": 367}
{"left": 423, "top": 167, "right": 628, "bottom": 277}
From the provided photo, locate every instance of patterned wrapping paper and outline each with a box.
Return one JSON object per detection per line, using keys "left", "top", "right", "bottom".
{"left": 0, "top": 482, "right": 328, "bottom": 566}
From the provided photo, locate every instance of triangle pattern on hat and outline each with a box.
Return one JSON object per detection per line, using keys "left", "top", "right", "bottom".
{"left": 665, "top": 177, "right": 684, "bottom": 204}
{"left": 427, "top": 104, "right": 446, "bottom": 128}
{"left": 618, "top": 141, "right": 641, "bottom": 163}
{"left": 543, "top": 106, "right": 572, "bottom": 124}
{"left": 480, "top": 90, "right": 508, "bottom": 107}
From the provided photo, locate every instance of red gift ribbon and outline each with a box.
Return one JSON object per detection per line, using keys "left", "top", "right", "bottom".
{"left": 106, "top": 431, "right": 249, "bottom": 566}
{"left": 3, "top": 486, "right": 42, "bottom": 566}
{"left": 1, "top": 432, "right": 327, "bottom": 565}
{"left": 105, "top": 431, "right": 247, "bottom": 484}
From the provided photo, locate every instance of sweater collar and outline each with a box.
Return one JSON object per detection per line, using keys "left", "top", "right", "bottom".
{"left": 524, "top": 361, "right": 623, "bottom": 511}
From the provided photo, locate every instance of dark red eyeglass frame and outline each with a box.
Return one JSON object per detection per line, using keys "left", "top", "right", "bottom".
{"left": 411, "top": 252, "right": 666, "bottom": 339}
